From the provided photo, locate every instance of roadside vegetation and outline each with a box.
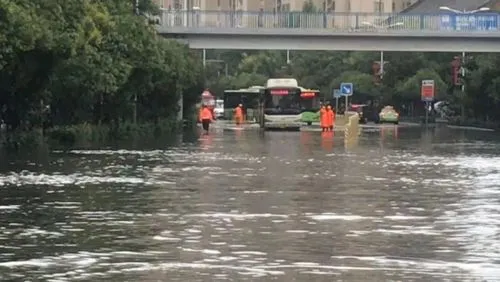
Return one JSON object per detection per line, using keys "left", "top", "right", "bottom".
{"left": 0, "top": 0, "right": 204, "bottom": 147}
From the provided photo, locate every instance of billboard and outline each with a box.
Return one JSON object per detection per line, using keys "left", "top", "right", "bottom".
{"left": 440, "top": 14, "right": 498, "bottom": 31}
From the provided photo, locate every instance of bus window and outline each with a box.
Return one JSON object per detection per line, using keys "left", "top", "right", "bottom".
{"left": 264, "top": 89, "right": 300, "bottom": 110}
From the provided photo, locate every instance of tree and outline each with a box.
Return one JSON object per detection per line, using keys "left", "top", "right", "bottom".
{"left": 395, "top": 69, "right": 447, "bottom": 101}
{"left": 0, "top": 0, "right": 203, "bottom": 132}
{"left": 302, "top": 1, "right": 318, "bottom": 13}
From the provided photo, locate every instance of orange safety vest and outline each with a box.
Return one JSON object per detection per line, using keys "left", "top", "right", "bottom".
{"left": 199, "top": 108, "right": 213, "bottom": 120}
{"left": 234, "top": 107, "right": 243, "bottom": 117}
{"left": 320, "top": 108, "right": 327, "bottom": 127}
{"left": 325, "top": 109, "right": 333, "bottom": 127}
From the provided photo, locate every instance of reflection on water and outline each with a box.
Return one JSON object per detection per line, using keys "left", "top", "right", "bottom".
{"left": 0, "top": 126, "right": 500, "bottom": 281}
{"left": 320, "top": 131, "right": 334, "bottom": 152}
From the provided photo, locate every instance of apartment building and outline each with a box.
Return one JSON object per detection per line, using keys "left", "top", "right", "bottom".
{"left": 155, "top": 0, "right": 265, "bottom": 11}
{"left": 265, "top": 0, "right": 418, "bottom": 13}
{"left": 155, "top": 0, "right": 417, "bottom": 12}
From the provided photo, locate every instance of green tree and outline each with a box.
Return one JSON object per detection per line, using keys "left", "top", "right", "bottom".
{"left": 0, "top": 0, "right": 203, "bottom": 133}
{"left": 302, "top": 1, "right": 318, "bottom": 13}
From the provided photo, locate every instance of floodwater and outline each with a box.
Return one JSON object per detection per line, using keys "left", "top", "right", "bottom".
{"left": 0, "top": 125, "right": 500, "bottom": 281}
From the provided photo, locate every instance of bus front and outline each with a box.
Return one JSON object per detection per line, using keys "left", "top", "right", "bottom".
{"left": 263, "top": 86, "right": 302, "bottom": 130}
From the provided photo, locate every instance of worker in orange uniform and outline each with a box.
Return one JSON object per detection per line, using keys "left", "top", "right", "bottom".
{"left": 199, "top": 104, "right": 214, "bottom": 133}
{"left": 326, "top": 105, "right": 334, "bottom": 131}
{"left": 319, "top": 105, "right": 327, "bottom": 132}
{"left": 234, "top": 104, "right": 244, "bottom": 125}
{"left": 330, "top": 107, "right": 336, "bottom": 131}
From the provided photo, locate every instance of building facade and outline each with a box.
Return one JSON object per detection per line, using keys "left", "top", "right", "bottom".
{"left": 154, "top": 0, "right": 418, "bottom": 13}
{"left": 155, "top": 0, "right": 265, "bottom": 11}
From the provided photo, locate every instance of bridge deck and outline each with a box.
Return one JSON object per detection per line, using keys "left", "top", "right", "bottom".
{"left": 154, "top": 11, "right": 500, "bottom": 52}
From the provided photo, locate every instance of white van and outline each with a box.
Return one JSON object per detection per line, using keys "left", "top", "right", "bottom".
{"left": 214, "top": 99, "right": 224, "bottom": 119}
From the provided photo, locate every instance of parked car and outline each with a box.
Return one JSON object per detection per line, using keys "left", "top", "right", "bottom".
{"left": 378, "top": 106, "right": 399, "bottom": 124}
{"left": 348, "top": 104, "right": 378, "bottom": 124}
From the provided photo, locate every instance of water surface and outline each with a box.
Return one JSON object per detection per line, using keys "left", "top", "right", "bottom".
{"left": 0, "top": 126, "right": 499, "bottom": 281}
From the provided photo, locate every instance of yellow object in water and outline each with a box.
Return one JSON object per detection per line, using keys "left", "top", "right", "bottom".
{"left": 344, "top": 113, "right": 360, "bottom": 148}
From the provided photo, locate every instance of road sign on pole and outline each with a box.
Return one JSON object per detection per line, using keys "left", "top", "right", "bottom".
{"left": 333, "top": 89, "right": 341, "bottom": 98}
{"left": 421, "top": 80, "right": 434, "bottom": 125}
{"left": 340, "top": 83, "right": 353, "bottom": 113}
{"left": 340, "top": 83, "right": 353, "bottom": 96}
{"left": 421, "top": 80, "right": 435, "bottom": 102}
{"left": 333, "top": 89, "right": 341, "bottom": 113}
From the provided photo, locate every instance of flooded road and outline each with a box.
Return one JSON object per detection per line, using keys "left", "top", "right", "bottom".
{"left": 0, "top": 126, "right": 500, "bottom": 281}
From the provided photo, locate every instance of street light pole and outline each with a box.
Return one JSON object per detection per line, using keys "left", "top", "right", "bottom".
{"left": 461, "top": 51, "right": 465, "bottom": 93}
{"left": 134, "top": 0, "right": 139, "bottom": 123}
{"left": 202, "top": 49, "right": 206, "bottom": 67}
{"left": 380, "top": 51, "right": 384, "bottom": 79}
{"left": 205, "top": 59, "right": 229, "bottom": 76}
{"left": 361, "top": 22, "right": 403, "bottom": 81}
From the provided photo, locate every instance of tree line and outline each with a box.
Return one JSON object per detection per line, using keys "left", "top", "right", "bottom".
{"left": 0, "top": 0, "right": 204, "bottom": 132}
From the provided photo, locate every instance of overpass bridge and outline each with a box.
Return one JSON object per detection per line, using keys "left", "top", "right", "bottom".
{"left": 155, "top": 11, "right": 500, "bottom": 52}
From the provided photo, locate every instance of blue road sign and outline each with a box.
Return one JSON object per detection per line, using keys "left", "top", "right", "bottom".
{"left": 333, "top": 89, "right": 341, "bottom": 98}
{"left": 440, "top": 13, "right": 498, "bottom": 31}
{"left": 340, "top": 82, "right": 353, "bottom": 96}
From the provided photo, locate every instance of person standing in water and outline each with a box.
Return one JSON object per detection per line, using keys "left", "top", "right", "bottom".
{"left": 234, "top": 104, "right": 244, "bottom": 125}
{"left": 319, "top": 105, "right": 327, "bottom": 132}
{"left": 199, "top": 105, "right": 214, "bottom": 133}
{"left": 330, "top": 107, "right": 336, "bottom": 131}
{"left": 326, "top": 105, "right": 334, "bottom": 131}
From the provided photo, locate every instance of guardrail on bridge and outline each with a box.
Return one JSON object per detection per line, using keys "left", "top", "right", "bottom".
{"left": 157, "top": 10, "right": 500, "bottom": 33}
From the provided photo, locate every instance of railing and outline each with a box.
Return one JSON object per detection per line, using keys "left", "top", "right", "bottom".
{"left": 157, "top": 10, "right": 500, "bottom": 33}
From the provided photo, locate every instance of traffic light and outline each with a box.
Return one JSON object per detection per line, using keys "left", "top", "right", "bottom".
{"left": 372, "top": 61, "right": 381, "bottom": 84}
{"left": 451, "top": 56, "right": 461, "bottom": 86}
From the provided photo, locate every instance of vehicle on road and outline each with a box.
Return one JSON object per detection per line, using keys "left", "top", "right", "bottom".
{"left": 378, "top": 106, "right": 399, "bottom": 124}
{"left": 214, "top": 99, "right": 224, "bottom": 119}
{"left": 299, "top": 88, "right": 321, "bottom": 126}
{"left": 348, "top": 104, "right": 379, "bottom": 124}
{"left": 263, "top": 78, "right": 303, "bottom": 131}
{"left": 348, "top": 104, "right": 368, "bottom": 123}
{"left": 223, "top": 86, "right": 261, "bottom": 121}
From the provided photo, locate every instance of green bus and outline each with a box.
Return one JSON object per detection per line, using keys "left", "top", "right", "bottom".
{"left": 299, "top": 87, "right": 321, "bottom": 126}
{"left": 223, "top": 86, "right": 263, "bottom": 121}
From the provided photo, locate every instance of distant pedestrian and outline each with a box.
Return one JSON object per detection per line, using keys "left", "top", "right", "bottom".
{"left": 326, "top": 105, "right": 334, "bottom": 131}
{"left": 199, "top": 105, "right": 214, "bottom": 133}
{"left": 320, "top": 105, "right": 327, "bottom": 131}
{"left": 234, "top": 104, "right": 244, "bottom": 125}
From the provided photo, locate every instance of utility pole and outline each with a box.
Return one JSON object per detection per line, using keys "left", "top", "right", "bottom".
{"left": 134, "top": 0, "right": 139, "bottom": 124}
{"left": 461, "top": 51, "right": 466, "bottom": 123}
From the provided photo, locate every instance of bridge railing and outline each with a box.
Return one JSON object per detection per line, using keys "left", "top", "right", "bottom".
{"left": 158, "top": 10, "right": 500, "bottom": 32}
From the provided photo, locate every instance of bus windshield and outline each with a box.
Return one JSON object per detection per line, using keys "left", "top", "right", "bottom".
{"left": 264, "top": 88, "right": 301, "bottom": 114}
{"left": 300, "top": 91, "right": 320, "bottom": 111}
